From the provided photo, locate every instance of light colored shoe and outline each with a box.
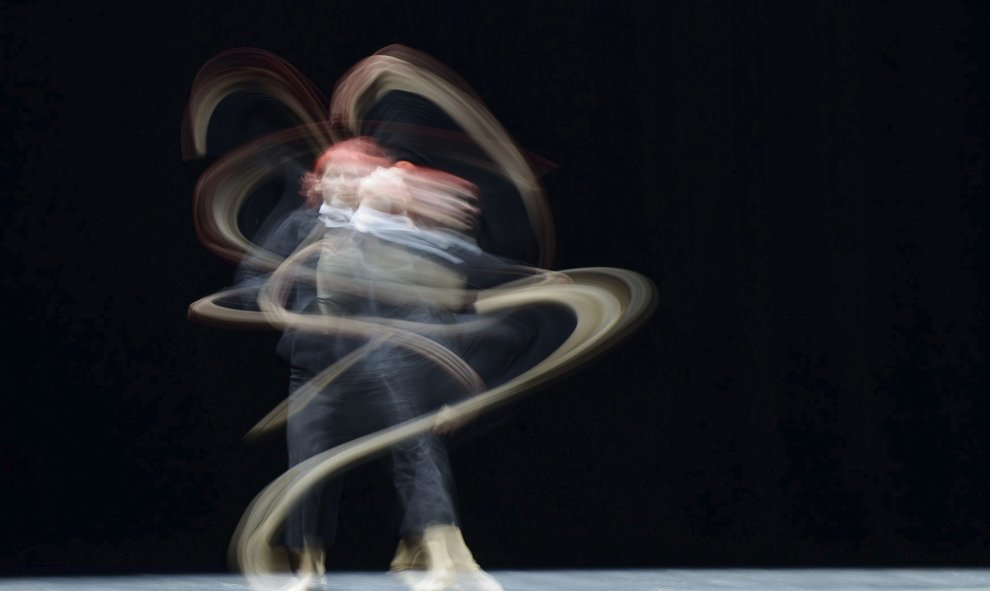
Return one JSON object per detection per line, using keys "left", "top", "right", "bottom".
{"left": 391, "top": 526, "right": 503, "bottom": 591}
{"left": 275, "top": 573, "right": 317, "bottom": 591}
{"left": 441, "top": 527, "right": 503, "bottom": 591}
{"left": 390, "top": 568, "right": 426, "bottom": 587}
{"left": 390, "top": 537, "right": 428, "bottom": 572}
{"left": 438, "top": 526, "right": 480, "bottom": 571}
{"left": 412, "top": 571, "right": 457, "bottom": 591}
{"left": 458, "top": 569, "right": 504, "bottom": 591}
{"left": 389, "top": 526, "right": 458, "bottom": 591}
{"left": 280, "top": 546, "right": 326, "bottom": 590}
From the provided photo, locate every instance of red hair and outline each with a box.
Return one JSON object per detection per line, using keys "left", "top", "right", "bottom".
{"left": 300, "top": 137, "right": 391, "bottom": 208}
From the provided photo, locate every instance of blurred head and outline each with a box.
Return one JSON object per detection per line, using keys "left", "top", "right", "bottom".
{"left": 357, "top": 167, "right": 413, "bottom": 215}
{"left": 300, "top": 137, "right": 391, "bottom": 209}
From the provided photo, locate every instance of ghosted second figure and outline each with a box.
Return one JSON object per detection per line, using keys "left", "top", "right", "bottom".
{"left": 271, "top": 138, "right": 502, "bottom": 591}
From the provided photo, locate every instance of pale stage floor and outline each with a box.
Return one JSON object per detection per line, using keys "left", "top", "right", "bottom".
{"left": 1, "top": 569, "right": 990, "bottom": 591}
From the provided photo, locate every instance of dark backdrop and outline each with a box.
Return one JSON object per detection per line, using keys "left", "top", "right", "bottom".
{"left": 3, "top": 0, "right": 988, "bottom": 575}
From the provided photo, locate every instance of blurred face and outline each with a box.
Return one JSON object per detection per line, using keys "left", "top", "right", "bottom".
{"left": 357, "top": 167, "right": 412, "bottom": 215}
{"left": 317, "top": 145, "right": 389, "bottom": 209}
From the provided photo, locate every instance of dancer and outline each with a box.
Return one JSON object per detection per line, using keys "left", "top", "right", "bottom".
{"left": 264, "top": 138, "right": 504, "bottom": 591}
{"left": 183, "top": 45, "right": 656, "bottom": 591}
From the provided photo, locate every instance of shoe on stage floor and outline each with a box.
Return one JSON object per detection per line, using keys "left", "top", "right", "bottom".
{"left": 275, "top": 572, "right": 325, "bottom": 591}
{"left": 389, "top": 525, "right": 503, "bottom": 591}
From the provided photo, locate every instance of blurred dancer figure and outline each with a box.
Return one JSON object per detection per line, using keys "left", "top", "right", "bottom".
{"left": 279, "top": 139, "right": 501, "bottom": 591}
{"left": 186, "top": 44, "right": 652, "bottom": 591}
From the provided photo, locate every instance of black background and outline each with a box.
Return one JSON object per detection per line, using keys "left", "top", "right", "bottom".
{"left": 3, "top": 0, "right": 989, "bottom": 575}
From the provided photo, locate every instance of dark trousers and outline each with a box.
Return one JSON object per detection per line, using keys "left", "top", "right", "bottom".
{"left": 283, "top": 335, "right": 459, "bottom": 550}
